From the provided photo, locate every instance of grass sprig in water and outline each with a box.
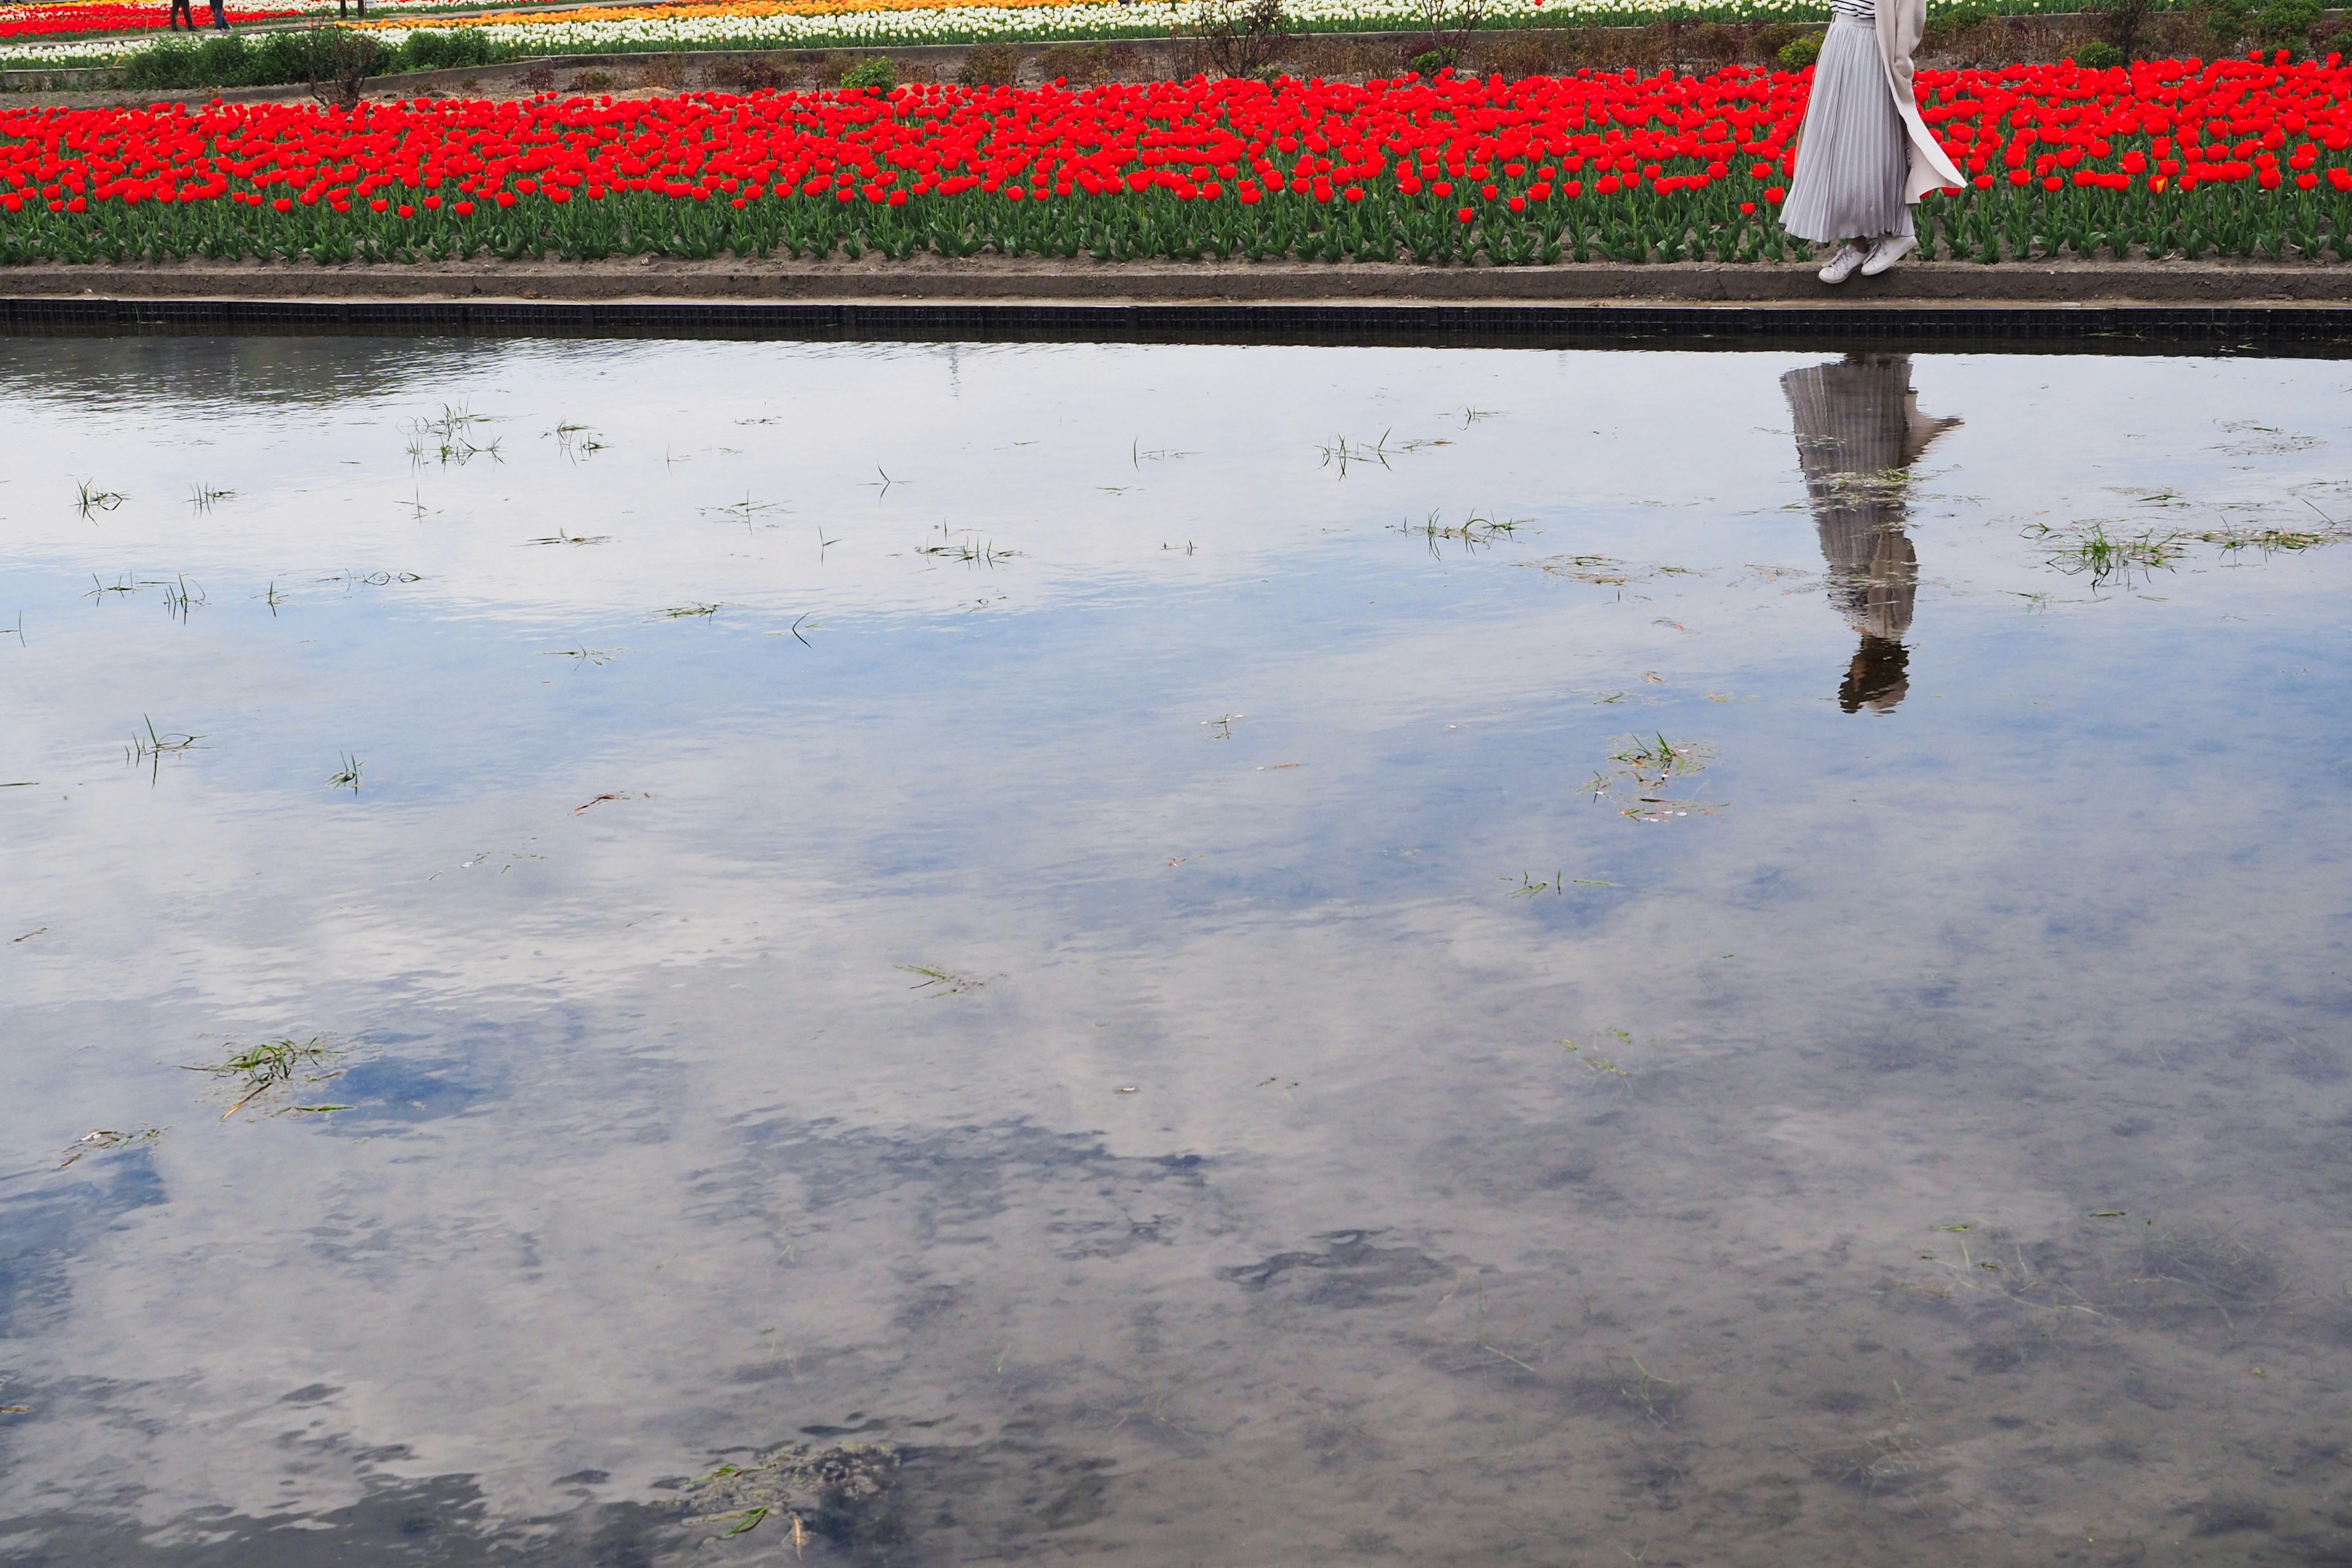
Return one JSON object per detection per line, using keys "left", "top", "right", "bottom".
{"left": 1394, "top": 508, "right": 1527, "bottom": 556}
{"left": 126, "top": 715, "right": 201, "bottom": 780}
{"left": 1586, "top": 733, "right": 1717, "bottom": 822}
{"left": 75, "top": 480, "right": 127, "bottom": 518}
{"left": 187, "top": 1036, "right": 347, "bottom": 1120}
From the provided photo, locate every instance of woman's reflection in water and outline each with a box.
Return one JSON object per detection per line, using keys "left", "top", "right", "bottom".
{"left": 1780, "top": 353, "right": 1960, "bottom": 713}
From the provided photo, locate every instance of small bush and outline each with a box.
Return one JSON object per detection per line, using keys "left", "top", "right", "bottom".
{"left": 2097, "top": 0, "right": 2152, "bottom": 54}
{"left": 840, "top": 55, "right": 896, "bottom": 90}
{"left": 1036, "top": 42, "right": 1107, "bottom": 82}
{"left": 1193, "top": 0, "right": 1289, "bottom": 78}
{"left": 249, "top": 28, "right": 311, "bottom": 81}
{"left": 2253, "top": 0, "right": 2319, "bottom": 48}
{"left": 401, "top": 28, "right": 496, "bottom": 70}
{"left": 1476, "top": 31, "right": 1570, "bottom": 77}
{"left": 121, "top": 39, "right": 203, "bottom": 89}
{"left": 1685, "top": 21, "right": 1744, "bottom": 62}
{"left": 2193, "top": 0, "right": 2250, "bottom": 51}
{"left": 709, "top": 54, "right": 785, "bottom": 88}
{"left": 195, "top": 32, "right": 250, "bottom": 81}
{"left": 1922, "top": 0, "right": 1995, "bottom": 44}
{"left": 957, "top": 42, "right": 1022, "bottom": 85}
{"left": 2072, "top": 39, "right": 2127, "bottom": 66}
{"left": 1409, "top": 46, "right": 1458, "bottom": 74}
{"left": 1777, "top": 30, "right": 1822, "bottom": 67}
{"left": 118, "top": 25, "right": 396, "bottom": 90}
{"left": 301, "top": 27, "right": 385, "bottom": 105}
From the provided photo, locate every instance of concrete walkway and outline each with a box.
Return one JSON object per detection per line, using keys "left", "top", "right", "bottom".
{"left": 6, "top": 257, "right": 2351, "bottom": 305}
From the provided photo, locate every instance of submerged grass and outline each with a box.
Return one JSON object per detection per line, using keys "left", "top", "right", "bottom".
{"left": 407, "top": 402, "right": 501, "bottom": 467}
{"left": 126, "top": 714, "right": 200, "bottom": 777}
{"left": 75, "top": 479, "right": 126, "bottom": 518}
{"left": 1521, "top": 556, "right": 1702, "bottom": 597}
{"left": 676, "top": 1442, "right": 896, "bottom": 1548}
{"left": 85, "top": 573, "right": 206, "bottom": 619}
{"left": 1585, "top": 733, "right": 1716, "bottom": 822}
{"left": 549, "top": 420, "right": 605, "bottom": 459}
{"left": 319, "top": 570, "right": 424, "bottom": 590}
{"left": 2029, "top": 501, "right": 2350, "bottom": 589}
{"left": 897, "top": 964, "right": 986, "bottom": 996}
{"left": 186, "top": 1035, "right": 347, "bottom": 1120}
{"left": 159, "top": 574, "right": 206, "bottom": 621}
{"left": 916, "top": 538, "right": 1018, "bottom": 567}
{"left": 2030, "top": 521, "right": 2185, "bottom": 587}
{"left": 1314, "top": 431, "right": 1393, "bottom": 478}
{"left": 1393, "top": 509, "right": 1528, "bottom": 556}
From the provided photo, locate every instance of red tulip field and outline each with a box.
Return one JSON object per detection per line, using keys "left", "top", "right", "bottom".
{"left": 3, "top": 52, "right": 2350, "bottom": 265}
{"left": 0, "top": 1, "right": 309, "bottom": 40}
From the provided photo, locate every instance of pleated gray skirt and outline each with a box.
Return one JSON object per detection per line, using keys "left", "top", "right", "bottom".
{"left": 1779, "top": 13, "right": 1914, "bottom": 244}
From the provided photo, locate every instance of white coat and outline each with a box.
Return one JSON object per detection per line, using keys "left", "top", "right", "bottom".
{"left": 1796, "top": 0, "right": 1967, "bottom": 200}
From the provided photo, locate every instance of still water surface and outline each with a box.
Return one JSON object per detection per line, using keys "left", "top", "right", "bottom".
{"left": 2, "top": 336, "right": 2350, "bottom": 1566}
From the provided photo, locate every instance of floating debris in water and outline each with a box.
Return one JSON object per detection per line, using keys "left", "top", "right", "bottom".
{"left": 897, "top": 965, "right": 986, "bottom": 997}
{"left": 571, "top": 792, "right": 645, "bottom": 815}
{"left": 58, "top": 1126, "right": 162, "bottom": 1168}
{"left": 676, "top": 1442, "right": 899, "bottom": 1548}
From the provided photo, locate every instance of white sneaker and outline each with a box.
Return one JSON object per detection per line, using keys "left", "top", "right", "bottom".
{"left": 1816, "top": 243, "right": 1866, "bottom": 285}
{"left": 1859, "top": 234, "right": 1918, "bottom": 276}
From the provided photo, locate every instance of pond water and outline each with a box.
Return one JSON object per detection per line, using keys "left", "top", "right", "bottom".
{"left": 2, "top": 334, "right": 2350, "bottom": 1567}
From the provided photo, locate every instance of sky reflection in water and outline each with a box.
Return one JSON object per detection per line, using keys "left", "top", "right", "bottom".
{"left": 1, "top": 337, "right": 2350, "bottom": 1566}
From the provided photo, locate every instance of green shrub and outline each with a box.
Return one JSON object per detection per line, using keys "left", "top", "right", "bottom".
{"left": 2253, "top": 0, "right": 2319, "bottom": 48}
{"left": 301, "top": 28, "right": 385, "bottom": 103}
{"left": 839, "top": 55, "right": 896, "bottom": 90}
{"left": 194, "top": 32, "right": 253, "bottom": 82}
{"left": 1923, "top": 0, "right": 1996, "bottom": 39}
{"left": 2072, "top": 39, "right": 2127, "bottom": 66}
{"left": 401, "top": 28, "right": 497, "bottom": 70}
{"left": 2096, "top": 0, "right": 2150, "bottom": 55}
{"left": 2193, "top": 0, "right": 2250, "bottom": 51}
{"left": 119, "top": 39, "right": 203, "bottom": 89}
{"left": 248, "top": 28, "right": 313, "bottom": 82}
{"left": 1777, "top": 30, "right": 1822, "bottom": 67}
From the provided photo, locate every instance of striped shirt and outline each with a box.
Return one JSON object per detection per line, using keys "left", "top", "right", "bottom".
{"left": 1828, "top": 0, "right": 1875, "bottom": 18}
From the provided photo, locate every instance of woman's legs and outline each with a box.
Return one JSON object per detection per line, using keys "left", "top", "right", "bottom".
{"left": 1782, "top": 12, "right": 1914, "bottom": 277}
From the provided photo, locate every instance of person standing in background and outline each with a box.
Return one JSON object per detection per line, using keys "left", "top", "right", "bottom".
{"left": 1779, "top": 0, "right": 1966, "bottom": 284}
